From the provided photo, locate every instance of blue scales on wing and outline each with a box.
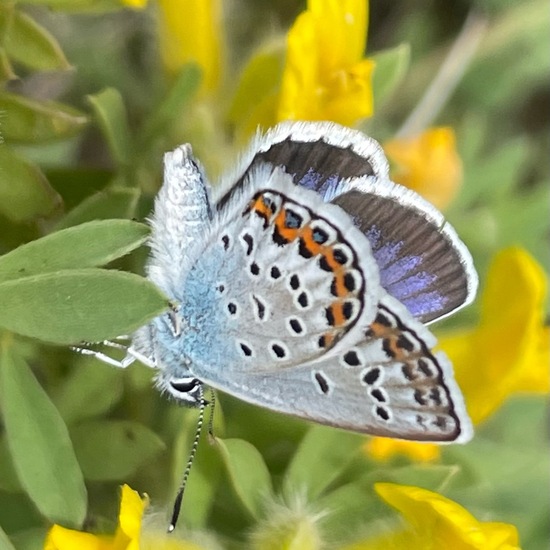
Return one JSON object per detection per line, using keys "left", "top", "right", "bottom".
{"left": 179, "top": 164, "right": 380, "bottom": 374}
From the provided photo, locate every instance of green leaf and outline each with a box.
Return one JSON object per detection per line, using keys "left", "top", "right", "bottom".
{"left": 493, "top": 185, "right": 550, "bottom": 260}
{"left": 316, "top": 481, "right": 380, "bottom": 541}
{"left": 0, "top": 7, "right": 70, "bottom": 71}
{"left": 53, "top": 360, "right": 125, "bottom": 424}
{"left": 0, "top": 219, "right": 149, "bottom": 283}
{"left": 228, "top": 40, "right": 285, "bottom": 125}
{"left": 70, "top": 420, "right": 165, "bottom": 481}
{"left": 0, "top": 146, "right": 62, "bottom": 223}
{"left": 462, "top": 0, "right": 549, "bottom": 108}
{"left": 0, "top": 525, "right": 17, "bottom": 550}
{"left": 46, "top": 167, "right": 112, "bottom": 210}
{"left": 0, "top": 47, "right": 17, "bottom": 82}
{"left": 283, "top": 425, "right": 363, "bottom": 501}
{"left": 141, "top": 64, "right": 202, "bottom": 146}
{"left": 0, "top": 344, "right": 87, "bottom": 526}
{"left": 0, "top": 492, "right": 42, "bottom": 537}
{"left": 362, "top": 463, "right": 464, "bottom": 492}
{"left": 0, "top": 93, "right": 88, "bottom": 143}
{"left": 57, "top": 187, "right": 141, "bottom": 229}
{"left": 9, "top": 528, "right": 47, "bottom": 550}
{"left": 216, "top": 437, "right": 274, "bottom": 518}
{"left": 0, "top": 436, "right": 22, "bottom": 493}
{"left": 87, "top": 88, "right": 132, "bottom": 167}
{"left": 446, "top": 435, "right": 548, "bottom": 487}
{"left": 0, "top": 268, "right": 168, "bottom": 344}
{"left": 460, "top": 137, "right": 531, "bottom": 205}
{"left": 445, "top": 428, "right": 550, "bottom": 549}
{"left": 371, "top": 43, "right": 411, "bottom": 109}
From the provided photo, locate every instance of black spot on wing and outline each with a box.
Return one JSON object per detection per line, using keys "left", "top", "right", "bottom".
{"left": 314, "top": 372, "right": 330, "bottom": 394}
{"left": 270, "top": 266, "right": 282, "bottom": 279}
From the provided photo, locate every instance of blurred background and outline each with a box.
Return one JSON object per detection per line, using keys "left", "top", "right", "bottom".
{"left": 0, "top": 1, "right": 548, "bottom": 549}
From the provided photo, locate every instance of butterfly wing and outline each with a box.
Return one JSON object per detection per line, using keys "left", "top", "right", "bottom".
{"left": 214, "top": 121, "right": 477, "bottom": 324}
{"left": 180, "top": 164, "right": 471, "bottom": 442}
{"left": 191, "top": 291, "right": 472, "bottom": 443}
{"left": 176, "top": 164, "right": 381, "bottom": 375}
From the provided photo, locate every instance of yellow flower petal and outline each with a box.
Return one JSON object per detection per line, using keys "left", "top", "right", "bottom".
{"left": 373, "top": 483, "right": 521, "bottom": 549}
{"left": 157, "top": 0, "right": 223, "bottom": 92}
{"left": 513, "top": 325, "right": 550, "bottom": 392}
{"left": 277, "top": 10, "right": 318, "bottom": 121}
{"left": 120, "top": 0, "right": 147, "bottom": 9}
{"left": 45, "top": 485, "right": 148, "bottom": 550}
{"left": 116, "top": 484, "right": 148, "bottom": 546}
{"left": 441, "top": 247, "right": 549, "bottom": 424}
{"left": 385, "top": 127, "right": 462, "bottom": 210}
{"left": 44, "top": 525, "right": 113, "bottom": 550}
{"left": 308, "top": 0, "right": 368, "bottom": 72}
{"left": 277, "top": 0, "right": 373, "bottom": 125}
{"left": 364, "top": 437, "right": 440, "bottom": 462}
{"left": 319, "top": 59, "right": 375, "bottom": 125}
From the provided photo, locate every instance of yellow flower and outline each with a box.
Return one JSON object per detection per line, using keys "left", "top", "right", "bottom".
{"left": 277, "top": 0, "right": 374, "bottom": 125}
{"left": 363, "top": 437, "right": 440, "bottom": 463}
{"left": 156, "top": 0, "right": 223, "bottom": 93}
{"left": 121, "top": 0, "right": 147, "bottom": 9}
{"left": 378, "top": 483, "right": 521, "bottom": 549}
{"left": 385, "top": 127, "right": 462, "bottom": 210}
{"left": 342, "top": 483, "right": 521, "bottom": 550}
{"left": 44, "top": 485, "right": 205, "bottom": 550}
{"left": 45, "top": 485, "right": 146, "bottom": 550}
{"left": 440, "top": 247, "right": 549, "bottom": 425}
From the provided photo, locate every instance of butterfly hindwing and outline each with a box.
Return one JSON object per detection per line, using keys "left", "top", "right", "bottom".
{"left": 191, "top": 292, "right": 471, "bottom": 442}
{"left": 331, "top": 185, "right": 478, "bottom": 324}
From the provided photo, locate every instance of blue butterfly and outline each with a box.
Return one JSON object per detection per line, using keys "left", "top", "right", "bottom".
{"left": 79, "top": 122, "right": 477, "bottom": 526}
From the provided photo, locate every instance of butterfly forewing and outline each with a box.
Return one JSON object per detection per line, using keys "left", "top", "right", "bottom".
{"left": 178, "top": 164, "right": 380, "bottom": 373}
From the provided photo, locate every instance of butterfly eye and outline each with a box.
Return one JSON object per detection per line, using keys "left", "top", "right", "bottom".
{"left": 167, "top": 376, "right": 203, "bottom": 406}
{"left": 169, "top": 377, "right": 199, "bottom": 393}
{"left": 167, "top": 304, "right": 182, "bottom": 337}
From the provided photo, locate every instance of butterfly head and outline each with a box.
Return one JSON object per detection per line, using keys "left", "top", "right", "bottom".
{"left": 134, "top": 309, "right": 204, "bottom": 407}
{"left": 164, "top": 375, "right": 203, "bottom": 405}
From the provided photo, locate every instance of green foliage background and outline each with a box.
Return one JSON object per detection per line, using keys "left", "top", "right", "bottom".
{"left": 0, "top": 1, "right": 548, "bottom": 549}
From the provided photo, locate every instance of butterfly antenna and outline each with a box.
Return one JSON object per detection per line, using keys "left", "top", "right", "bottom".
{"left": 207, "top": 388, "right": 216, "bottom": 440}
{"left": 168, "top": 384, "right": 206, "bottom": 533}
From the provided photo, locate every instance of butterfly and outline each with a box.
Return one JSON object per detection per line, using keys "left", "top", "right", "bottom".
{"left": 80, "top": 121, "right": 477, "bottom": 527}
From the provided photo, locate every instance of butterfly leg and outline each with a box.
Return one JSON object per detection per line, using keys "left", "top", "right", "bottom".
{"left": 71, "top": 339, "right": 157, "bottom": 369}
{"left": 70, "top": 344, "right": 136, "bottom": 368}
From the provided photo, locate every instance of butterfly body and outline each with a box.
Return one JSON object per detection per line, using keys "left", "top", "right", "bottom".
{"left": 132, "top": 121, "right": 477, "bottom": 443}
